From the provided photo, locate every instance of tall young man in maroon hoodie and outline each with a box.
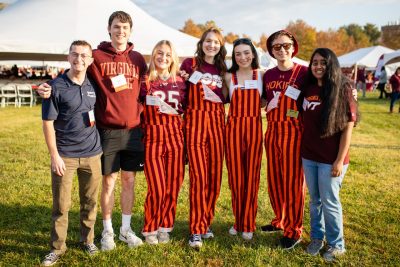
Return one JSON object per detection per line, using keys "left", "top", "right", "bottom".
{"left": 38, "top": 11, "right": 147, "bottom": 250}
{"left": 94, "top": 11, "right": 147, "bottom": 251}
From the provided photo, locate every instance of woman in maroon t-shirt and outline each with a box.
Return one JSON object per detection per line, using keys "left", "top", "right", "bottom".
{"left": 389, "top": 67, "right": 400, "bottom": 113}
{"left": 301, "top": 48, "right": 359, "bottom": 262}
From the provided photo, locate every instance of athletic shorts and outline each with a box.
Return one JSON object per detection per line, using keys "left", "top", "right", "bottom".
{"left": 99, "top": 128, "right": 144, "bottom": 175}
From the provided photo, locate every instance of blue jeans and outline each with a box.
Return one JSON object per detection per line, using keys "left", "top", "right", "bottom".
{"left": 390, "top": 91, "right": 400, "bottom": 111}
{"left": 302, "top": 158, "right": 348, "bottom": 250}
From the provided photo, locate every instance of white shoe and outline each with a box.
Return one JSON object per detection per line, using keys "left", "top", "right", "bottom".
{"left": 145, "top": 234, "right": 158, "bottom": 245}
{"left": 189, "top": 234, "right": 202, "bottom": 249}
{"left": 101, "top": 230, "right": 116, "bottom": 251}
{"left": 158, "top": 232, "right": 170, "bottom": 244}
{"left": 242, "top": 232, "right": 253, "bottom": 241}
{"left": 201, "top": 228, "right": 214, "bottom": 239}
{"left": 119, "top": 227, "right": 143, "bottom": 248}
{"left": 229, "top": 226, "right": 238, "bottom": 236}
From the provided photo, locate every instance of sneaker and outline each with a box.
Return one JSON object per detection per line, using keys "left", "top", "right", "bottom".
{"left": 323, "top": 246, "right": 346, "bottom": 262}
{"left": 145, "top": 234, "right": 159, "bottom": 245}
{"left": 101, "top": 231, "right": 116, "bottom": 251}
{"left": 242, "top": 232, "right": 253, "bottom": 241}
{"left": 119, "top": 227, "right": 143, "bottom": 248}
{"left": 41, "top": 252, "right": 60, "bottom": 266}
{"left": 189, "top": 234, "right": 202, "bottom": 249}
{"left": 307, "top": 239, "right": 324, "bottom": 256}
{"left": 228, "top": 226, "right": 238, "bottom": 236}
{"left": 158, "top": 232, "right": 170, "bottom": 244}
{"left": 280, "top": 236, "right": 302, "bottom": 250}
{"left": 260, "top": 224, "right": 282, "bottom": 233}
{"left": 201, "top": 228, "right": 214, "bottom": 239}
{"left": 82, "top": 243, "right": 99, "bottom": 256}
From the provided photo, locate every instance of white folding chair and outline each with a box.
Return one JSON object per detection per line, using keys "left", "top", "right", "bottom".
{"left": 1, "top": 84, "right": 18, "bottom": 107}
{"left": 17, "top": 84, "right": 34, "bottom": 107}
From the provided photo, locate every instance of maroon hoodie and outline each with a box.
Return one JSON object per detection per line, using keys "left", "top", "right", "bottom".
{"left": 89, "top": 41, "right": 147, "bottom": 129}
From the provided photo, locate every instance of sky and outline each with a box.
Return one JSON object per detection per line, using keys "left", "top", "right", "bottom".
{"left": 131, "top": 0, "right": 399, "bottom": 40}
{"left": 2, "top": 0, "right": 399, "bottom": 40}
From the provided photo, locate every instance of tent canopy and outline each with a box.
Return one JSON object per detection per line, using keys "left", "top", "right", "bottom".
{"left": 338, "top": 46, "right": 394, "bottom": 68}
{"left": 0, "top": 0, "right": 201, "bottom": 61}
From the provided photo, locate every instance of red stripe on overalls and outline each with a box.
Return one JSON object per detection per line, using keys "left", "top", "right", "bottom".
{"left": 264, "top": 64, "right": 305, "bottom": 239}
{"left": 185, "top": 58, "right": 225, "bottom": 234}
{"left": 142, "top": 81, "right": 185, "bottom": 234}
{"left": 225, "top": 70, "right": 263, "bottom": 232}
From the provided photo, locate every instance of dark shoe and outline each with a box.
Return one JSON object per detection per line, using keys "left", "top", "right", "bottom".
{"left": 82, "top": 243, "right": 99, "bottom": 256}
{"left": 280, "top": 236, "right": 302, "bottom": 250}
{"left": 260, "top": 224, "right": 282, "bottom": 233}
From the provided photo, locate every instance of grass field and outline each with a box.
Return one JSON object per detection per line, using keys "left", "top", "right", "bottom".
{"left": 0, "top": 91, "right": 399, "bottom": 266}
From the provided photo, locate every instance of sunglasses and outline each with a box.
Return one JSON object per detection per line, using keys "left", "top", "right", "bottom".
{"left": 271, "top": 43, "right": 293, "bottom": 51}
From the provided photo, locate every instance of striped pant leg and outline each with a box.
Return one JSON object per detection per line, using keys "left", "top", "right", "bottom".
{"left": 242, "top": 117, "right": 263, "bottom": 233}
{"left": 280, "top": 123, "right": 305, "bottom": 239}
{"left": 186, "top": 111, "right": 209, "bottom": 234}
{"left": 159, "top": 123, "right": 185, "bottom": 231}
{"left": 205, "top": 112, "right": 225, "bottom": 228}
{"left": 225, "top": 116, "right": 245, "bottom": 231}
{"left": 143, "top": 125, "right": 166, "bottom": 235}
{"left": 265, "top": 125, "right": 285, "bottom": 229}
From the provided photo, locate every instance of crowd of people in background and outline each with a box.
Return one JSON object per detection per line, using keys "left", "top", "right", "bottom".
{"left": 0, "top": 64, "right": 64, "bottom": 80}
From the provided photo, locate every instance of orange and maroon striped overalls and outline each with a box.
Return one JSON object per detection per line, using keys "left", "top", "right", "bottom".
{"left": 264, "top": 64, "right": 307, "bottom": 239}
{"left": 185, "top": 59, "right": 225, "bottom": 235}
{"left": 142, "top": 78, "right": 185, "bottom": 236}
{"left": 225, "top": 70, "right": 263, "bottom": 233}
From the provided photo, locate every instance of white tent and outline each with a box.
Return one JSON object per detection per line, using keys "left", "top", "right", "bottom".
{"left": 338, "top": 46, "right": 394, "bottom": 68}
{"left": 375, "top": 50, "right": 400, "bottom": 78}
{"left": 0, "top": 0, "right": 200, "bottom": 61}
{"left": 257, "top": 48, "right": 309, "bottom": 69}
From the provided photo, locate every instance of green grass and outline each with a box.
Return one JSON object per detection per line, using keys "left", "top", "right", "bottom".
{"left": 0, "top": 91, "right": 399, "bottom": 266}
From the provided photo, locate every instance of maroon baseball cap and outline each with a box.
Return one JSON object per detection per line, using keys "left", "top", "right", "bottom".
{"left": 266, "top": 30, "right": 299, "bottom": 59}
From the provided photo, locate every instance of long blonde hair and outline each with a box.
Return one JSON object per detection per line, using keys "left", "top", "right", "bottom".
{"left": 148, "top": 40, "right": 179, "bottom": 82}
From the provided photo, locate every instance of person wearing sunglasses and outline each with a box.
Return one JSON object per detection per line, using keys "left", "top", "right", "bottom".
{"left": 261, "top": 30, "right": 308, "bottom": 249}
{"left": 224, "top": 38, "right": 264, "bottom": 241}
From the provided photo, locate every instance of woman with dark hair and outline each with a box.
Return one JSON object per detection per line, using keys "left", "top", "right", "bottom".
{"left": 377, "top": 66, "right": 388, "bottom": 99}
{"left": 261, "top": 30, "right": 308, "bottom": 250}
{"left": 389, "top": 67, "right": 400, "bottom": 113}
{"left": 224, "top": 38, "right": 264, "bottom": 241}
{"left": 301, "top": 48, "right": 359, "bottom": 262}
{"left": 180, "top": 27, "right": 227, "bottom": 248}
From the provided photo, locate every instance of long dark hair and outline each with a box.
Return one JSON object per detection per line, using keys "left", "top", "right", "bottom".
{"left": 305, "top": 48, "right": 360, "bottom": 137}
{"left": 228, "top": 38, "right": 259, "bottom": 73}
{"left": 194, "top": 27, "right": 227, "bottom": 77}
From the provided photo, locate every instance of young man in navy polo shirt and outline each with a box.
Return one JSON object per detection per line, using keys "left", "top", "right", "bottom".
{"left": 41, "top": 40, "right": 102, "bottom": 266}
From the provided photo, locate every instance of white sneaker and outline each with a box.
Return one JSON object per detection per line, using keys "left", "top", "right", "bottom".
{"left": 229, "top": 226, "right": 238, "bottom": 236}
{"left": 201, "top": 228, "right": 214, "bottom": 239}
{"left": 323, "top": 246, "right": 346, "bottom": 262}
{"left": 145, "top": 234, "right": 159, "bottom": 245}
{"left": 242, "top": 232, "right": 253, "bottom": 241}
{"left": 189, "top": 234, "right": 202, "bottom": 249}
{"left": 101, "top": 230, "right": 116, "bottom": 251}
{"left": 158, "top": 232, "right": 170, "bottom": 244}
{"left": 119, "top": 227, "right": 143, "bottom": 248}
{"left": 41, "top": 252, "right": 60, "bottom": 266}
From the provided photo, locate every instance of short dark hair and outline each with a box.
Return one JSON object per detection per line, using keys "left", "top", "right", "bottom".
{"left": 229, "top": 38, "right": 259, "bottom": 73}
{"left": 69, "top": 40, "right": 92, "bottom": 52}
{"left": 108, "top": 11, "right": 132, "bottom": 28}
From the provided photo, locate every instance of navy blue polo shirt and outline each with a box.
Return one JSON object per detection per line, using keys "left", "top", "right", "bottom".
{"left": 42, "top": 71, "right": 102, "bottom": 158}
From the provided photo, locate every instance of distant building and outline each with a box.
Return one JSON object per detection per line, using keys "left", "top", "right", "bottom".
{"left": 381, "top": 22, "right": 400, "bottom": 50}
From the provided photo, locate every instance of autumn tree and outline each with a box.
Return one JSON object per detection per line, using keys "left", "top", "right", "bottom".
{"left": 180, "top": 19, "right": 203, "bottom": 38}
{"left": 258, "top": 33, "right": 268, "bottom": 52}
{"left": 225, "top": 32, "right": 239, "bottom": 44}
{"left": 316, "top": 29, "right": 357, "bottom": 56}
{"left": 286, "top": 19, "right": 317, "bottom": 60}
{"left": 340, "top": 24, "right": 371, "bottom": 47}
{"left": 363, "top": 23, "right": 381, "bottom": 45}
